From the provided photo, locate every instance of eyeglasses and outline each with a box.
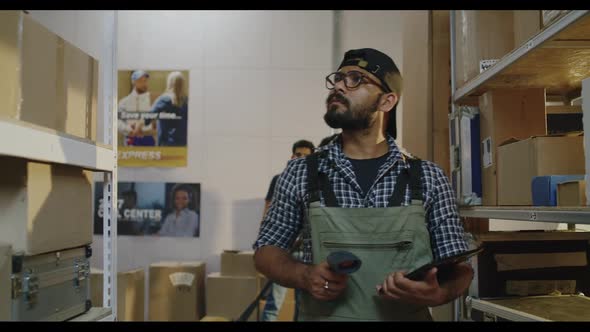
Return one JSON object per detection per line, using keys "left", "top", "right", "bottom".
{"left": 325, "top": 70, "right": 390, "bottom": 92}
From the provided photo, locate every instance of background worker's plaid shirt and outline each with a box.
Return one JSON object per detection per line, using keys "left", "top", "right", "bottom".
{"left": 253, "top": 134, "right": 469, "bottom": 264}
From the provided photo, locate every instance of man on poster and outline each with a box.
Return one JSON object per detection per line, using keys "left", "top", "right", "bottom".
{"left": 118, "top": 70, "right": 157, "bottom": 146}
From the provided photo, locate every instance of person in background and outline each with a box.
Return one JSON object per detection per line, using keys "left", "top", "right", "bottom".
{"left": 118, "top": 70, "right": 157, "bottom": 146}
{"left": 253, "top": 48, "right": 472, "bottom": 321}
{"left": 262, "top": 140, "right": 316, "bottom": 219}
{"left": 158, "top": 185, "right": 199, "bottom": 237}
{"left": 145, "top": 71, "right": 189, "bottom": 146}
{"left": 260, "top": 139, "right": 315, "bottom": 321}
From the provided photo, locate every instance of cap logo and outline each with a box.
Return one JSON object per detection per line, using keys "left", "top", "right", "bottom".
{"left": 372, "top": 65, "right": 380, "bottom": 74}
{"left": 358, "top": 60, "right": 368, "bottom": 68}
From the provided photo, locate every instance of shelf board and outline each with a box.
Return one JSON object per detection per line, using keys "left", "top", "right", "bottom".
{"left": 454, "top": 10, "right": 590, "bottom": 104}
{"left": 468, "top": 297, "right": 549, "bottom": 321}
{"left": 68, "top": 307, "right": 113, "bottom": 321}
{"left": 459, "top": 206, "right": 590, "bottom": 224}
{"left": 468, "top": 296, "right": 590, "bottom": 322}
{"left": 0, "top": 117, "right": 114, "bottom": 172}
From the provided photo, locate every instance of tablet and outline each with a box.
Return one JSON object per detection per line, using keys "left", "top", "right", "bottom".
{"left": 404, "top": 246, "right": 484, "bottom": 281}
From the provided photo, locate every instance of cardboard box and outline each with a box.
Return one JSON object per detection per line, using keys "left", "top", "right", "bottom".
{"left": 90, "top": 268, "right": 126, "bottom": 320}
{"left": 220, "top": 250, "right": 257, "bottom": 277}
{"left": 532, "top": 175, "right": 585, "bottom": 206}
{"left": 497, "top": 135, "right": 585, "bottom": 205}
{"left": 479, "top": 88, "right": 547, "bottom": 205}
{"left": 0, "top": 157, "right": 92, "bottom": 255}
{"left": 90, "top": 268, "right": 145, "bottom": 321}
{"left": 513, "top": 11, "right": 542, "bottom": 47}
{"left": 469, "top": 231, "right": 590, "bottom": 298}
{"left": 0, "top": 244, "right": 11, "bottom": 321}
{"left": 206, "top": 272, "right": 258, "bottom": 321}
{"left": 0, "top": 11, "right": 98, "bottom": 141}
{"left": 506, "top": 280, "right": 577, "bottom": 296}
{"left": 149, "top": 261, "right": 206, "bottom": 321}
{"left": 558, "top": 180, "right": 587, "bottom": 206}
{"left": 494, "top": 252, "right": 588, "bottom": 272}
{"left": 121, "top": 268, "right": 146, "bottom": 322}
{"left": 454, "top": 11, "right": 515, "bottom": 89}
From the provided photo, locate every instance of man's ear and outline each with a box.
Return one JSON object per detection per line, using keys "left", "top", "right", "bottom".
{"left": 379, "top": 93, "right": 399, "bottom": 114}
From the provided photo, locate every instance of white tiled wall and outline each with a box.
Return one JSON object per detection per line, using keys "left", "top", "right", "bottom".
{"left": 203, "top": 11, "right": 272, "bottom": 69}
{"left": 204, "top": 69, "right": 272, "bottom": 137}
{"left": 270, "top": 11, "right": 333, "bottom": 69}
{"left": 270, "top": 69, "right": 332, "bottom": 138}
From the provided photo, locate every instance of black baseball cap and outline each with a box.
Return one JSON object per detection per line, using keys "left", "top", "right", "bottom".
{"left": 337, "top": 48, "right": 403, "bottom": 139}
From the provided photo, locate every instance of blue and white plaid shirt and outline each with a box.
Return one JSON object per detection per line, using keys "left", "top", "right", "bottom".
{"left": 253, "top": 134, "right": 469, "bottom": 263}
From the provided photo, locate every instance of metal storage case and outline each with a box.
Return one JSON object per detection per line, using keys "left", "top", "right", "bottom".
{"left": 2, "top": 245, "right": 92, "bottom": 321}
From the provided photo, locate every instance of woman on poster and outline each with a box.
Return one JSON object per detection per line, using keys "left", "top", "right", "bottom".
{"left": 158, "top": 185, "right": 199, "bottom": 237}
{"left": 147, "top": 71, "right": 189, "bottom": 146}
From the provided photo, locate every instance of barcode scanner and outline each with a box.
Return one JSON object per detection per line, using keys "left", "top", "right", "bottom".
{"left": 327, "top": 251, "right": 362, "bottom": 274}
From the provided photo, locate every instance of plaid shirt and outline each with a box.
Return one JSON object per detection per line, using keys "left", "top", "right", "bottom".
{"left": 253, "top": 134, "right": 468, "bottom": 263}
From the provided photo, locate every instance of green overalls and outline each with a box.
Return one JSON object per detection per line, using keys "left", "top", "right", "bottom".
{"left": 298, "top": 152, "right": 434, "bottom": 321}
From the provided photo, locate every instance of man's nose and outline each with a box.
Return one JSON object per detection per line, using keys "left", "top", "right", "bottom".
{"left": 333, "top": 79, "right": 347, "bottom": 93}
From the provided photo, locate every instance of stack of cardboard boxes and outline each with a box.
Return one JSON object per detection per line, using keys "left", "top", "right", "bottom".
{"left": 203, "top": 250, "right": 264, "bottom": 321}
{"left": 92, "top": 261, "right": 208, "bottom": 322}
{"left": 454, "top": 10, "right": 587, "bottom": 208}
{"left": 148, "top": 261, "right": 206, "bottom": 321}
{"left": 0, "top": 11, "right": 99, "bottom": 321}
{"left": 480, "top": 90, "right": 586, "bottom": 207}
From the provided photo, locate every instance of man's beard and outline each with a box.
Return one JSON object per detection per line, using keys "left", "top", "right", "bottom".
{"left": 324, "top": 92, "right": 382, "bottom": 131}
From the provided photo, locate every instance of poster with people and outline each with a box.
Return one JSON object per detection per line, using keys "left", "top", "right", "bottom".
{"left": 94, "top": 182, "right": 201, "bottom": 237}
{"left": 117, "top": 70, "right": 189, "bottom": 167}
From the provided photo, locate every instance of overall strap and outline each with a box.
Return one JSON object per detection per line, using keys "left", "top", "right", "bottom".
{"left": 407, "top": 158, "right": 424, "bottom": 203}
{"left": 388, "top": 157, "right": 423, "bottom": 207}
{"left": 305, "top": 152, "right": 339, "bottom": 207}
{"left": 305, "top": 152, "right": 321, "bottom": 204}
{"left": 319, "top": 172, "right": 338, "bottom": 207}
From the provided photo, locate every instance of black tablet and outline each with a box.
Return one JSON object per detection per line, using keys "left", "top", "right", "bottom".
{"left": 404, "top": 246, "right": 484, "bottom": 281}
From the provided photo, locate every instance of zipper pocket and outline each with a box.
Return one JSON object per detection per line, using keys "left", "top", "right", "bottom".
{"left": 322, "top": 240, "right": 412, "bottom": 250}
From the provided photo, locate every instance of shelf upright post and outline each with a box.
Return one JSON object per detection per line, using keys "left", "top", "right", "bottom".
{"left": 448, "top": 10, "right": 464, "bottom": 322}
{"left": 101, "top": 10, "right": 118, "bottom": 322}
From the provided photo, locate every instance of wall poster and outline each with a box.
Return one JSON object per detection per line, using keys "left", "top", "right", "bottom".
{"left": 94, "top": 182, "right": 200, "bottom": 237}
{"left": 117, "top": 70, "right": 189, "bottom": 167}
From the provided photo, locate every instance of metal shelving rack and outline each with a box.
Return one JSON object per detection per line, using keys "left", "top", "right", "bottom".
{"left": 0, "top": 12, "right": 119, "bottom": 321}
{"left": 449, "top": 10, "right": 590, "bottom": 321}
